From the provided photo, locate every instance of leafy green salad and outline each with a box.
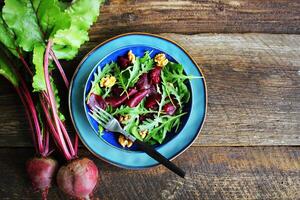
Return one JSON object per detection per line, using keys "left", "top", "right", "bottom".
{"left": 87, "top": 50, "right": 197, "bottom": 147}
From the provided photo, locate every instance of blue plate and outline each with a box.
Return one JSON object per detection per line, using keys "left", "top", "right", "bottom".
{"left": 69, "top": 33, "right": 207, "bottom": 169}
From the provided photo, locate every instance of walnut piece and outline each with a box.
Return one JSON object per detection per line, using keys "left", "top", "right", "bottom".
{"left": 128, "top": 50, "right": 136, "bottom": 63}
{"left": 118, "top": 135, "right": 133, "bottom": 148}
{"left": 154, "top": 53, "right": 169, "bottom": 67}
{"left": 139, "top": 130, "right": 148, "bottom": 139}
{"left": 100, "top": 75, "right": 116, "bottom": 88}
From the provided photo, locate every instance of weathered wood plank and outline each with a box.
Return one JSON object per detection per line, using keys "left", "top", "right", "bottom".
{"left": 0, "top": 33, "right": 299, "bottom": 147}
{"left": 90, "top": 0, "right": 300, "bottom": 40}
{"left": 0, "top": 147, "right": 299, "bottom": 199}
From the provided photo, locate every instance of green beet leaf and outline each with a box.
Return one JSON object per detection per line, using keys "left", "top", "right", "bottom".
{"left": 52, "top": 0, "right": 104, "bottom": 60}
{"left": 0, "top": 51, "right": 18, "bottom": 87}
{"left": 32, "top": 43, "right": 46, "bottom": 92}
{"left": 0, "top": 14, "right": 18, "bottom": 57}
{"left": 32, "top": 0, "right": 71, "bottom": 37}
{"left": 2, "top": 0, "right": 43, "bottom": 52}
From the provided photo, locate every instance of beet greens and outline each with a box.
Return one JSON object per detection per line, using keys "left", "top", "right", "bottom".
{"left": 0, "top": 0, "right": 104, "bottom": 199}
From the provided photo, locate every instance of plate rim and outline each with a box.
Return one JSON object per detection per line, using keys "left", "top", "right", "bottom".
{"left": 68, "top": 32, "right": 208, "bottom": 169}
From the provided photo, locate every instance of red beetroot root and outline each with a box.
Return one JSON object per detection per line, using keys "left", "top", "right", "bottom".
{"left": 57, "top": 158, "right": 99, "bottom": 199}
{"left": 26, "top": 157, "right": 58, "bottom": 199}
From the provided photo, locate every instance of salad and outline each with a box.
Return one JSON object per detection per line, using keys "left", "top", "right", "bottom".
{"left": 86, "top": 50, "right": 196, "bottom": 148}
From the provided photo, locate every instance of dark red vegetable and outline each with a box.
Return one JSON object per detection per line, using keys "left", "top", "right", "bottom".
{"left": 145, "top": 93, "right": 162, "bottom": 110}
{"left": 163, "top": 103, "right": 177, "bottom": 115}
{"left": 111, "top": 85, "right": 123, "bottom": 97}
{"left": 136, "top": 73, "right": 150, "bottom": 90}
{"left": 87, "top": 93, "right": 107, "bottom": 110}
{"left": 117, "top": 56, "right": 130, "bottom": 69}
{"left": 139, "top": 113, "right": 154, "bottom": 122}
{"left": 149, "top": 66, "right": 161, "bottom": 84}
{"left": 26, "top": 157, "right": 58, "bottom": 199}
{"left": 106, "top": 88, "right": 138, "bottom": 107}
{"left": 57, "top": 158, "right": 99, "bottom": 199}
{"left": 126, "top": 89, "right": 150, "bottom": 108}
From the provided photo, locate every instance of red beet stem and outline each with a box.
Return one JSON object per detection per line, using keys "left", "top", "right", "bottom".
{"left": 44, "top": 40, "right": 72, "bottom": 160}
{"left": 17, "top": 48, "right": 33, "bottom": 76}
{"left": 50, "top": 49, "right": 69, "bottom": 88}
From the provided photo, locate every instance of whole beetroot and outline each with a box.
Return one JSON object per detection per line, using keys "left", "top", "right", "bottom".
{"left": 57, "top": 158, "right": 99, "bottom": 199}
{"left": 26, "top": 157, "right": 58, "bottom": 199}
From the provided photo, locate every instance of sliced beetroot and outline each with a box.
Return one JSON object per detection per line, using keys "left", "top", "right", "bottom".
{"left": 145, "top": 93, "right": 162, "bottom": 110}
{"left": 106, "top": 88, "right": 138, "bottom": 107}
{"left": 87, "top": 93, "right": 107, "bottom": 110}
{"left": 126, "top": 89, "right": 150, "bottom": 108}
{"left": 148, "top": 84, "right": 158, "bottom": 95}
{"left": 26, "top": 157, "right": 58, "bottom": 198}
{"left": 117, "top": 56, "right": 130, "bottom": 69}
{"left": 149, "top": 66, "right": 161, "bottom": 84}
{"left": 163, "top": 103, "right": 177, "bottom": 115}
{"left": 136, "top": 73, "right": 150, "bottom": 90}
{"left": 139, "top": 113, "right": 154, "bottom": 122}
{"left": 111, "top": 85, "right": 123, "bottom": 97}
{"left": 57, "top": 158, "right": 99, "bottom": 199}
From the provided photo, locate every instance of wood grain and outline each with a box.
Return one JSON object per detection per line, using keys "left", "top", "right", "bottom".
{"left": 0, "top": 147, "right": 299, "bottom": 199}
{"left": 0, "top": 33, "right": 299, "bottom": 147}
{"left": 89, "top": 0, "right": 300, "bottom": 41}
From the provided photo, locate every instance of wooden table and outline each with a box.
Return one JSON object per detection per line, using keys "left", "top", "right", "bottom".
{"left": 0, "top": 1, "right": 299, "bottom": 199}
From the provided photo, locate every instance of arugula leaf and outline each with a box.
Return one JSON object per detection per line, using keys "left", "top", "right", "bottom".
{"left": 126, "top": 58, "right": 140, "bottom": 88}
{"left": 145, "top": 113, "right": 186, "bottom": 144}
{"left": 140, "top": 51, "right": 154, "bottom": 72}
{"left": 52, "top": 0, "right": 104, "bottom": 60}
{"left": 2, "top": 0, "right": 43, "bottom": 51}
{"left": 0, "top": 14, "right": 18, "bottom": 57}
{"left": 0, "top": 51, "right": 18, "bottom": 87}
{"left": 87, "top": 62, "right": 116, "bottom": 98}
{"left": 32, "top": 43, "right": 46, "bottom": 92}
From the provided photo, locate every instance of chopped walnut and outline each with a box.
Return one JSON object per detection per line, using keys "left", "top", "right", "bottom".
{"left": 100, "top": 75, "right": 116, "bottom": 88}
{"left": 128, "top": 50, "right": 136, "bottom": 63}
{"left": 119, "top": 114, "right": 131, "bottom": 124}
{"left": 154, "top": 53, "right": 169, "bottom": 67}
{"left": 118, "top": 135, "right": 133, "bottom": 148}
{"left": 139, "top": 130, "right": 148, "bottom": 139}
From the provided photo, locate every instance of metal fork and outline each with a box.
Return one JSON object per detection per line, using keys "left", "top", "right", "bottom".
{"left": 89, "top": 105, "right": 185, "bottom": 178}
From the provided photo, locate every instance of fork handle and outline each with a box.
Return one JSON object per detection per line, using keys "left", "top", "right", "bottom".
{"left": 134, "top": 139, "right": 185, "bottom": 178}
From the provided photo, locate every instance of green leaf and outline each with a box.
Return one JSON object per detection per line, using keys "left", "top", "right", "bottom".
{"left": 32, "top": 0, "right": 71, "bottom": 37}
{"left": 0, "top": 51, "right": 18, "bottom": 87}
{"left": 0, "top": 14, "right": 18, "bottom": 57}
{"left": 51, "top": 77, "right": 65, "bottom": 121}
{"left": 32, "top": 43, "right": 46, "bottom": 92}
{"left": 2, "top": 0, "right": 43, "bottom": 51}
{"left": 52, "top": 0, "right": 104, "bottom": 60}
{"left": 126, "top": 58, "right": 140, "bottom": 88}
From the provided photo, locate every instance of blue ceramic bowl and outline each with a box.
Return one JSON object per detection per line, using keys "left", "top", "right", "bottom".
{"left": 69, "top": 33, "right": 207, "bottom": 169}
